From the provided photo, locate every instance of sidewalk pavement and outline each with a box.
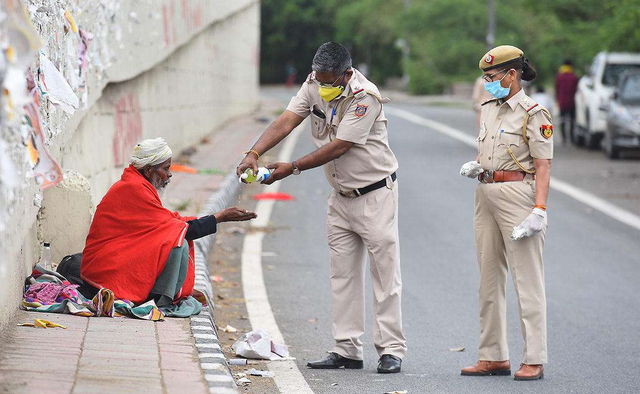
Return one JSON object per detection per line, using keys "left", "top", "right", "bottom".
{"left": 0, "top": 96, "right": 283, "bottom": 394}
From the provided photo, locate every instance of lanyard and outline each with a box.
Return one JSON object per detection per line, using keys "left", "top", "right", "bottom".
{"left": 330, "top": 105, "right": 337, "bottom": 125}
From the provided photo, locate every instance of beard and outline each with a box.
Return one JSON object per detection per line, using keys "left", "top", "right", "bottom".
{"left": 150, "top": 173, "right": 170, "bottom": 197}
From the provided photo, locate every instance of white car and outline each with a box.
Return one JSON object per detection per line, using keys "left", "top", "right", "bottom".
{"left": 574, "top": 52, "right": 640, "bottom": 149}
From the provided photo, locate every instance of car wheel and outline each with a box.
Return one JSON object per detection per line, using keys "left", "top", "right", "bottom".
{"left": 584, "top": 111, "right": 603, "bottom": 150}
{"left": 571, "top": 121, "right": 585, "bottom": 146}
{"left": 604, "top": 130, "right": 620, "bottom": 159}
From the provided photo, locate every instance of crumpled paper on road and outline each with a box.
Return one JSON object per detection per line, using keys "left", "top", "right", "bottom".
{"left": 232, "top": 329, "right": 290, "bottom": 360}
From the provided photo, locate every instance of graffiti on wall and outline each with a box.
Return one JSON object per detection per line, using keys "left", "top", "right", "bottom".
{"left": 112, "top": 92, "right": 142, "bottom": 167}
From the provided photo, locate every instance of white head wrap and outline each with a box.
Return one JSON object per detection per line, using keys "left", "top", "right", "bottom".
{"left": 130, "top": 138, "right": 173, "bottom": 169}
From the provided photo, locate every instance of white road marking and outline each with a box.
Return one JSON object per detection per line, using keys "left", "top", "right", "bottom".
{"left": 385, "top": 106, "right": 640, "bottom": 232}
{"left": 241, "top": 119, "right": 315, "bottom": 394}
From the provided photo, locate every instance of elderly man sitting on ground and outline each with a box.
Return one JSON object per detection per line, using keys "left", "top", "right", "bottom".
{"left": 76, "top": 138, "right": 256, "bottom": 315}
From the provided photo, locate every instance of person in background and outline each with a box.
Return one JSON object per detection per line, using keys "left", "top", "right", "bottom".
{"left": 472, "top": 75, "right": 492, "bottom": 128}
{"left": 555, "top": 59, "right": 579, "bottom": 144}
{"left": 285, "top": 62, "right": 297, "bottom": 88}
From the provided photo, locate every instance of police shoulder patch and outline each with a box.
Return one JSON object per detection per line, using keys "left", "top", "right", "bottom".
{"left": 355, "top": 103, "right": 368, "bottom": 117}
{"left": 540, "top": 124, "right": 553, "bottom": 139}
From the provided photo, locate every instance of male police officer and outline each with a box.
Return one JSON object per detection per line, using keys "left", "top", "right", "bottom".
{"left": 236, "top": 42, "right": 406, "bottom": 373}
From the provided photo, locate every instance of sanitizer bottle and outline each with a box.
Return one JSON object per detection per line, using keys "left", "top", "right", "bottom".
{"left": 40, "top": 242, "right": 52, "bottom": 271}
{"left": 239, "top": 167, "right": 272, "bottom": 184}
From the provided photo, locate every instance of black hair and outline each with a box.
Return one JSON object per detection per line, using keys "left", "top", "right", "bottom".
{"left": 312, "top": 42, "right": 352, "bottom": 75}
{"left": 563, "top": 59, "right": 573, "bottom": 66}
{"left": 521, "top": 58, "right": 537, "bottom": 82}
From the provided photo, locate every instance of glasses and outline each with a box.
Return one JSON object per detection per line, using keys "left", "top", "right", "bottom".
{"left": 482, "top": 69, "right": 508, "bottom": 83}
{"left": 311, "top": 71, "right": 346, "bottom": 88}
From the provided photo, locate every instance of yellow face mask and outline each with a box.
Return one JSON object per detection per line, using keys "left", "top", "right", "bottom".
{"left": 314, "top": 71, "right": 347, "bottom": 102}
{"left": 319, "top": 85, "right": 345, "bottom": 102}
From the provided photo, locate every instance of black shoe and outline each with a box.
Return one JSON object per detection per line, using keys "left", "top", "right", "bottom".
{"left": 377, "top": 354, "right": 402, "bottom": 374}
{"left": 306, "top": 352, "right": 363, "bottom": 369}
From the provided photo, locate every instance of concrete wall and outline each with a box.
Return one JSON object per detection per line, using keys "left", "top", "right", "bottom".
{"left": 0, "top": 0, "right": 260, "bottom": 329}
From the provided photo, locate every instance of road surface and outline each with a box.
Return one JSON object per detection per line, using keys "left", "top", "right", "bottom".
{"left": 246, "top": 87, "right": 640, "bottom": 394}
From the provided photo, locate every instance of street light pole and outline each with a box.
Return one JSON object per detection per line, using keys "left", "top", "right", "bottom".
{"left": 487, "top": 0, "right": 495, "bottom": 49}
{"left": 402, "top": 0, "right": 411, "bottom": 88}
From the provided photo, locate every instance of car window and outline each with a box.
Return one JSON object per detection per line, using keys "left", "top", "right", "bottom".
{"left": 620, "top": 76, "right": 640, "bottom": 102}
{"left": 602, "top": 64, "right": 640, "bottom": 86}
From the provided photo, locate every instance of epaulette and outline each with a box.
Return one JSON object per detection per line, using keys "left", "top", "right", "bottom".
{"left": 519, "top": 95, "right": 544, "bottom": 116}
{"left": 481, "top": 98, "right": 498, "bottom": 106}
{"left": 351, "top": 80, "right": 367, "bottom": 99}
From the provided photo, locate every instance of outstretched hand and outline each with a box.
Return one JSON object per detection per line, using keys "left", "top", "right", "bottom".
{"left": 261, "top": 162, "right": 293, "bottom": 185}
{"left": 214, "top": 207, "right": 257, "bottom": 223}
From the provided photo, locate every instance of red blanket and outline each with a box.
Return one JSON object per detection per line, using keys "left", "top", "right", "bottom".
{"left": 81, "top": 165, "right": 196, "bottom": 304}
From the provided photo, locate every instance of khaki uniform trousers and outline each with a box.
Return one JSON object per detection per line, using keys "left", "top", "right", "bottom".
{"left": 474, "top": 180, "right": 547, "bottom": 365}
{"left": 326, "top": 179, "right": 407, "bottom": 360}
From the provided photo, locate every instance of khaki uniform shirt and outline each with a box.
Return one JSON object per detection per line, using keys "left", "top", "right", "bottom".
{"left": 478, "top": 88, "right": 553, "bottom": 172}
{"left": 286, "top": 69, "right": 398, "bottom": 192}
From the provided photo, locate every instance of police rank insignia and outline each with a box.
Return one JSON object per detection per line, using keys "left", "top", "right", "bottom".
{"left": 485, "top": 53, "right": 494, "bottom": 64}
{"left": 540, "top": 125, "right": 553, "bottom": 139}
{"left": 355, "top": 104, "right": 368, "bottom": 117}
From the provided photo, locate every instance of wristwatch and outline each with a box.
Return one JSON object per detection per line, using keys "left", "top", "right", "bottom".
{"left": 291, "top": 161, "right": 301, "bottom": 175}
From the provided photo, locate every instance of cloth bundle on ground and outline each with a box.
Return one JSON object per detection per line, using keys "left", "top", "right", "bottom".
{"left": 57, "top": 253, "right": 202, "bottom": 318}
{"left": 23, "top": 264, "right": 165, "bottom": 320}
{"left": 81, "top": 165, "right": 197, "bottom": 306}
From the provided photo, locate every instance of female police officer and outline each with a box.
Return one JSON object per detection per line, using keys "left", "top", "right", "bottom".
{"left": 459, "top": 45, "right": 553, "bottom": 381}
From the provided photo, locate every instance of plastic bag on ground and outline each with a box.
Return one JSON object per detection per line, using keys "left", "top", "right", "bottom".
{"left": 232, "top": 329, "right": 290, "bottom": 360}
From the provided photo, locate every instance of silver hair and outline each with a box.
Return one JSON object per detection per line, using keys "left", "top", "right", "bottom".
{"left": 311, "top": 42, "right": 352, "bottom": 75}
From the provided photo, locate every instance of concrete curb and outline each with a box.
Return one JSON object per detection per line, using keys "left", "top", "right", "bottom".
{"left": 191, "top": 173, "right": 241, "bottom": 393}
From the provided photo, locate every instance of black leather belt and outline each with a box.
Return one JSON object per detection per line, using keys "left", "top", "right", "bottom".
{"left": 339, "top": 172, "right": 397, "bottom": 198}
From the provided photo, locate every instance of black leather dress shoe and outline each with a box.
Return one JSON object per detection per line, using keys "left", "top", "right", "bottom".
{"left": 306, "top": 352, "right": 363, "bottom": 369}
{"left": 377, "top": 354, "right": 402, "bottom": 373}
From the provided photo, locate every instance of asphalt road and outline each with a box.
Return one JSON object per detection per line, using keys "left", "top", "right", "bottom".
{"left": 255, "top": 88, "right": 640, "bottom": 394}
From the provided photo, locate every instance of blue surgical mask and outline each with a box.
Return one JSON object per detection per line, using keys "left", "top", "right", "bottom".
{"left": 484, "top": 72, "right": 512, "bottom": 99}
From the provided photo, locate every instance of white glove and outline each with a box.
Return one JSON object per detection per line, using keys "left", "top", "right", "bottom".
{"left": 511, "top": 208, "right": 547, "bottom": 241}
{"left": 460, "top": 161, "right": 483, "bottom": 178}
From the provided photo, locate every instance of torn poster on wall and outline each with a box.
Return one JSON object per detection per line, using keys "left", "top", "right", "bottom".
{"left": 23, "top": 101, "right": 62, "bottom": 189}
{"left": 37, "top": 51, "right": 79, "bottom": 114}
{"left": 0, "top": 0, "right": 63, "bottom": 194}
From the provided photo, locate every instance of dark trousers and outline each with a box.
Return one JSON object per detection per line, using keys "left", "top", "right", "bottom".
{"left": 560, "top": 108, "right": 575, "bottom": 142}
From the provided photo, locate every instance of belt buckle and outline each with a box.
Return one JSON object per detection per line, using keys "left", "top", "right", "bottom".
{"left": 480, "top": 170, "right": 494, "bottom": 184}
{"left": 340, "top": 189, "right": 361, "bottom": 198}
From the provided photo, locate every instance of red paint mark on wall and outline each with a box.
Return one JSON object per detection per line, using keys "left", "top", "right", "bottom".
{"left": 164, "top": 0, "right": 205, "bottom": 47}
{"left": 113, "top": 93, "right": 143, "bottom": 167}
{"left": 162, "top": 4, "right": 170, "bottom": 46}
{"left": 171, "top": 0, "right": 178, "bottom": 46}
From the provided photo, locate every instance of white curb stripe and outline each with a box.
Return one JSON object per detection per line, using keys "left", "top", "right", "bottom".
{"left": 194, "top": 333, "right": 218, "bottom": 340}
{"left": 204, "top": 374, "right": 234, "bottom": 383}
{"left": 241, "top": 119, "right": 315, "bottom": 394}
{"left": 196, "top": 343, "right": 222, "bottom": 350}
{"left": 385, "top": 106, "right": 640, "bottom": 233}
{"left": 199, "top": 353, "right": 225, "bottom": 359}
{"left": 192, "top": 326, "right": 215, "bottom": 331}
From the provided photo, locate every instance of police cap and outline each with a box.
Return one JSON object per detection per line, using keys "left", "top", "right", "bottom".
{"left": 479, "top": 45, "right": 524, "bottom": 72}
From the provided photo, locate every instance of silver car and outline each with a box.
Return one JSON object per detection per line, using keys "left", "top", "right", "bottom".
{"left": 604, "top": 71, "right": 640, "bottom": 159}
